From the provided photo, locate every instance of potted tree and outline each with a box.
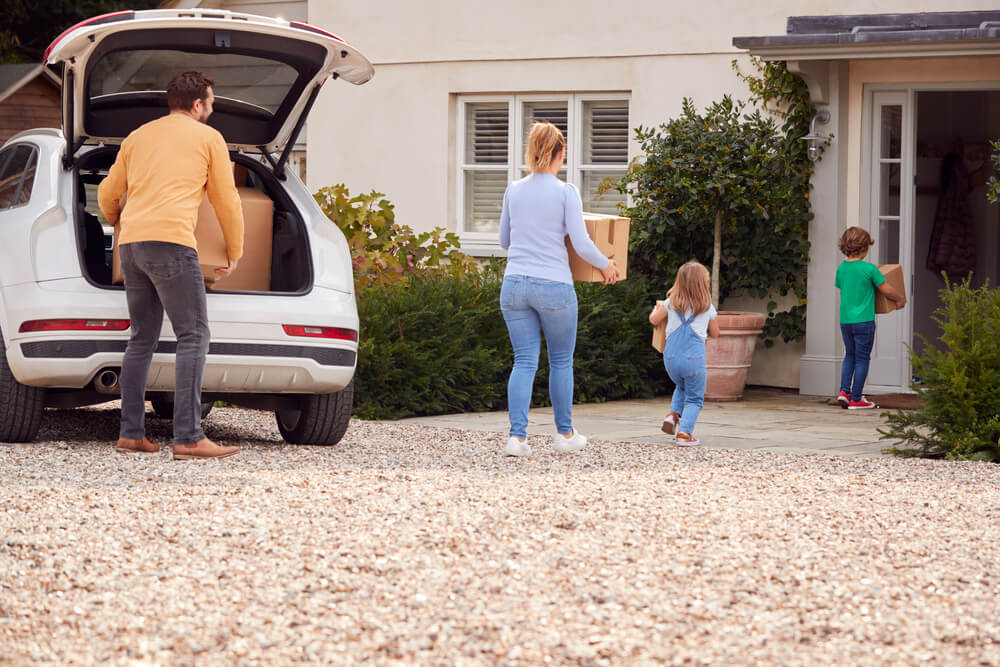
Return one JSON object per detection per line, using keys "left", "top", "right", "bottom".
{"left": 616, "top": 89, "right": 813, "bottom": 399}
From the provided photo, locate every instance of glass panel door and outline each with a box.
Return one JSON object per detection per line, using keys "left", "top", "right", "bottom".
{"left": 866, "top": 91, "right": 913, "bottom": 389}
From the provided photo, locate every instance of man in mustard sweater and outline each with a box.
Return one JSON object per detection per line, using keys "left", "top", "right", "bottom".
{"left": 98, "top": 71, "right": 244, "bottom": 460}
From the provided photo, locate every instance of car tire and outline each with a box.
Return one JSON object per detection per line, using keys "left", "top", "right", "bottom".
{"left": 0, "top": 330, "right": 44, "bottom": 442}
{"left": 276, "top": 380, "right": 353, "bottom": 446}
{"left": 151, "top": 399, "right": 214, "bottom": 420}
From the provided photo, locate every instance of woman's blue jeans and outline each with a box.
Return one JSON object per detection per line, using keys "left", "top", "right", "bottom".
{"left": 840, "top": 321, "right": 876, "bottom": 402}
{"left": 500, "top": 275, "right": 578, "bottom": 439}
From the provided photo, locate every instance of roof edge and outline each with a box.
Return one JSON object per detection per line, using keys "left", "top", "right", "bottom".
{"left": 0, "top": 65, "right": 60, "bottom": 106}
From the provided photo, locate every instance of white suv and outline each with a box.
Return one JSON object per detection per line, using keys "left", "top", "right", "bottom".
{"left": 0, "top": 9, "right": 373, "bottom": 444}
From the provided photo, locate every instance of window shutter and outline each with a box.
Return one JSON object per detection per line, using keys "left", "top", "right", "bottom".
{"left": 522, "top": 102, "right": 568, "bottom": 163}
{"left": 464, "top": 103, "right": 510, "bottom": 232}
{"left": 465, "top": 103, "right": 509, "bottom": 165}
{"left": 583, "top": 101, "right": 629, "bottom": 165}
{"left": 581, "top": 100, "right": 629, "bottom": 215}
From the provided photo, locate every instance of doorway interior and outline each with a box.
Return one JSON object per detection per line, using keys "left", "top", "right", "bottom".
{"left": 912, "top": 90, "right": 1000, "bottom": 358}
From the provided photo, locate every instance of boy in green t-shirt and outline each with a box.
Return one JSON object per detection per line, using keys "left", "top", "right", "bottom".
{"left": 834, "top": 226, "right": 906, "bottom": 409}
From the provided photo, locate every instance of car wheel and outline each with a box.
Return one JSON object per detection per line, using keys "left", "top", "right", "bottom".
{"left": 276, "top": 380, "right": 353, "bottom": 446}
{"left": 151, "top": 399, "right": 214, "bottom": 420}
{"left": 0, "top": 329, "right": 44, "bottom": 442}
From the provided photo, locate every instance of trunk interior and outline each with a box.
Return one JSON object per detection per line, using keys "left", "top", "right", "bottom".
{"left": 74, "top": 147, "right": 312, "bottom": 294}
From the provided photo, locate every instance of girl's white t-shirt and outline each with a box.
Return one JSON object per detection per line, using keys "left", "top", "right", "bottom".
{"left": 663, "top": 298, "right": 718, "bottom": 342}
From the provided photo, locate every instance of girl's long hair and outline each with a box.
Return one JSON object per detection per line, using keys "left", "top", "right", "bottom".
{"left": 666, "top": 261, "right": 712, "bottom": 315}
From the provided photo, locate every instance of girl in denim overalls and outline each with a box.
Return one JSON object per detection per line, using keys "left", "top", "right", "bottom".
{"left": 648, "top": 261, "right": 720, "bottom": 446}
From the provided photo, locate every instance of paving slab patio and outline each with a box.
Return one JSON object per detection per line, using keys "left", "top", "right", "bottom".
{"left": 396, "top": 388, "right": 898, "bottom": 458}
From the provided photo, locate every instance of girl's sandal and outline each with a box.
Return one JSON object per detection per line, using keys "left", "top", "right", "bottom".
{"left": 661, "top": 412, "right": 679, "bottom": 436}
{"left": 675, "top": 432, "right": 700, "bottom": 447}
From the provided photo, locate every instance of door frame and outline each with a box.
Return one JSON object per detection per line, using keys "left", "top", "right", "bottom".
{"left": 860, "top": 81, "right": 1000, "bottom": 392}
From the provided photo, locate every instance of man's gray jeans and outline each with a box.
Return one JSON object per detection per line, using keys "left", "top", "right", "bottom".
{"left": 118, "top": 241, "right": 209, "bottom": 445}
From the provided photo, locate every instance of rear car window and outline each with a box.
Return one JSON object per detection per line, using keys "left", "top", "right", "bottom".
{"left": 88, "top": 50, "right": 299, "bottom": 117}
{"left": 0, "top": 145, "right": 38, "bottom": 211}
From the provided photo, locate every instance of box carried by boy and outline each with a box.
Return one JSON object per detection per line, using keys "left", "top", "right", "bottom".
{"left": 875, "top": 264, "right": 905, "bottom": 313}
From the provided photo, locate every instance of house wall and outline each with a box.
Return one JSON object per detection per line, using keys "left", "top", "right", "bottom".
{"left": 185, "top": 0, "right": 304, "bottom": 20}
{"left": 308, "top": 0, "right": 1000, "bottom": 232}
{"left": 0, "top": 78, "right": 60, "bottom": 145}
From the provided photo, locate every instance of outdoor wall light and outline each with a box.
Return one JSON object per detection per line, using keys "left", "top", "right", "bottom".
{"left": 801, "top": 109, "right": 831, "bottom": 162}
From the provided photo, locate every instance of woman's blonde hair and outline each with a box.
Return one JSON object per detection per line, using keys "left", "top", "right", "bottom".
{"left": 525, "top": 121, "right": 566, "bottom": 174}
{"left": 666, "top": 261, "right": 712, "bottom": 316}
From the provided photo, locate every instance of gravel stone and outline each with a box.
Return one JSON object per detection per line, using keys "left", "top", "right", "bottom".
{"left": 1, "top": 403, "right": 999, "bottom": 664}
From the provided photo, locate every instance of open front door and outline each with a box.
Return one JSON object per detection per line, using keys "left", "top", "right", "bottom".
{"left": 866, "top": 90, "right": 914, "bottom": 389}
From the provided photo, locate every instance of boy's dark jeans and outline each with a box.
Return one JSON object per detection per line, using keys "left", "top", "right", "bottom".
{"left": 840, "top": 320, "right": 876, "bottom": 402}
{"left": 118, "top": 241, "right": 209, "bottom": 445}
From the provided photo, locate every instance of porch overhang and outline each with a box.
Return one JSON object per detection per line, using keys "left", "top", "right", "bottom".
{"left": 734, "top": 11, "right": 1000, "bottom": 62}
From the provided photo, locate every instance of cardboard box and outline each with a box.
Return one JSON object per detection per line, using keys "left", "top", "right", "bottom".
{"left": 875, "top": 263, "right": 905, "bottom": 314}
{"left": 652, "top": 300, "right": 666, "bottom": 353}
{"left": 207, "top": 187, "right": 273, "bottom": 291}
{"left": 565, "top": 212, "right": 630, "bottom": 282}
{"left": 111, "top": 186, "right": 273, "bottom": 291}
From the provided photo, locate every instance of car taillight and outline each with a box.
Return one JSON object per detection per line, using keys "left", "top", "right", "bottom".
{"left": 43, "top": 11, "right": 135, "bottom": 61}
{"left": 19, "top": 319, "right": 130, "bottom": 333}
{"left": 282, "top": 324, "right": 358, "bottom": 341}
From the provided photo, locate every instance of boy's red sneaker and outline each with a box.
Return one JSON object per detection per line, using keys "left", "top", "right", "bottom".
{"left": 837, "top": 391, "right": 850, "bottom": 409}
{"left": 848, "top": 397, "right": 877, "bottom": 410}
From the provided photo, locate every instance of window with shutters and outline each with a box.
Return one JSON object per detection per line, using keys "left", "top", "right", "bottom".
{"left": 458, "top": 94, "right": 630, "bottom": 242}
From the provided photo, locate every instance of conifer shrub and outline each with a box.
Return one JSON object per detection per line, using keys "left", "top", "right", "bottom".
{"left": 880, "top": 278, "right": 1000, "bottom": 461}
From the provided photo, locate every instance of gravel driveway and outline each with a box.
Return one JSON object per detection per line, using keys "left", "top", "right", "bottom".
{"left": 2, "top": 404, "right": 999, "bottom": 665}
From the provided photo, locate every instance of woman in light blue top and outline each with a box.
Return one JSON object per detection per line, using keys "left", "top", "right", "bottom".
{"left": 498, "top": 121, "right": 620, "bottom": 457}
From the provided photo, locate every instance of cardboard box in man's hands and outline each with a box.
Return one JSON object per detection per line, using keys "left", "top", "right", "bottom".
{"left": 112, "top": 187, "right": 273, "bottom": 290}
{"left": 875, "top": 263, "right": 905, "bottom": 313}
{"left": 566, "top": 212, "right": 630, "bottom": 282}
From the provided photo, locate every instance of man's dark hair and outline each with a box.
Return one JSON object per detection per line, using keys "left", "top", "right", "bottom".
{"left": 166, "top": 71, "right": 215, "bottom": 111}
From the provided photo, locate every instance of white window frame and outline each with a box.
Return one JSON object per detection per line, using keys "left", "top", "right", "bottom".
{"left": 456, "top": 92, "right": 631, "bottom": 251}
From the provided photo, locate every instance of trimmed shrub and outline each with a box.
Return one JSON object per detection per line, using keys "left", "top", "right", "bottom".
{"left": 880, "top": 278, "right": 1000, "bottom": 461}
{"left": 353, "top": 271, "right": 672, "bottom": 420}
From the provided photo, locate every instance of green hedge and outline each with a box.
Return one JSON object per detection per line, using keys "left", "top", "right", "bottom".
{"left": 352, "top": 272, "right": 671, "bottom": 420}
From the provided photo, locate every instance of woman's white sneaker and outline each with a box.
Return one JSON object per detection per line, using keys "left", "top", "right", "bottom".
{"left": 553, "top": 430, "right": 587, "bottom": 452}
{"left": 674, "top": 432, "right": 700, "bottom": 447}
{"left": 504, "top": 437, "right": 532, "bottom": 457}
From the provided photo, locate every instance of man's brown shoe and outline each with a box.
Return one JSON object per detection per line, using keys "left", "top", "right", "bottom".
{"left": 172, "top": 438, "right": 239, "bottom": 460}
{"left": 116, "top": 437, "right": 160, "bottom": 454}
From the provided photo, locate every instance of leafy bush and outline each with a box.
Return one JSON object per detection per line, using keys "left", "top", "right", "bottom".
{"left": 988, "top": 139, "right": 1000, "bottom": 204}
{"left": 315, "top": 184, "right": 479, "bottom": 287}
{"left": 353, "top": 270, "right": 672, "bottom": 420}
{"left": 880, "top": 278, "right": 1000, "bottom": 461}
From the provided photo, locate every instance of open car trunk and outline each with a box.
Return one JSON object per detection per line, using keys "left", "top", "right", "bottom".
{"left": 74, "top": 146, "right": 312, "bottom": 294}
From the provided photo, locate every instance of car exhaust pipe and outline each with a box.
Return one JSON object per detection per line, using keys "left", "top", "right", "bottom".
{"left": 93, "top": 369, "right": 120, "bottom": 395}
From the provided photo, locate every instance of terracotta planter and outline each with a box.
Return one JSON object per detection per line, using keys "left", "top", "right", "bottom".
{"left": 705, "top": 311, "right": 766, "bottom": 401}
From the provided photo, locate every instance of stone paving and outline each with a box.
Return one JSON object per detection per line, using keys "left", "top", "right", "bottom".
{"left": 399, "top": 388, "right": 894, "bottom": 458}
